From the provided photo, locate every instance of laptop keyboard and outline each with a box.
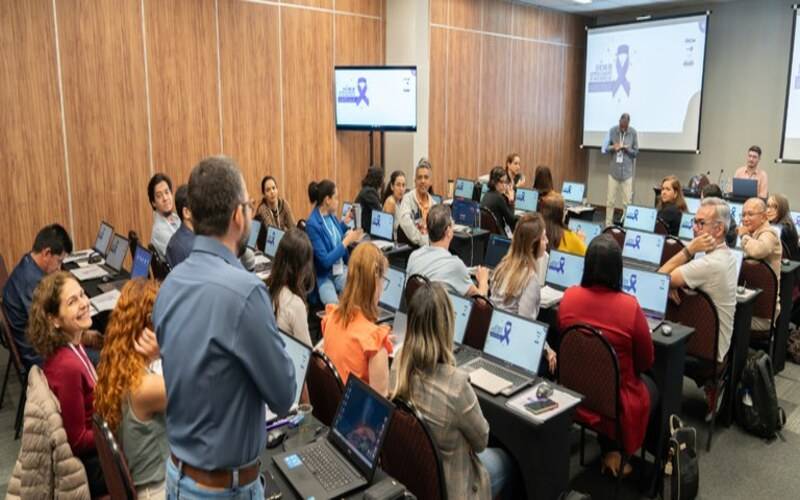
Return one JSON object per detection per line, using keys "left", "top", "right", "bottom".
{"left": 468, "top": 358, "right": 530, "bottom": 388}
{"left": 299, "top": 443, "right": 359, "bottom": 491}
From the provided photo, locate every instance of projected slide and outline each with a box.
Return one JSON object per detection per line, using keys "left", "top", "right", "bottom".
{"left": 780, "top": 9, "right": 800, "bottom": 161}
{"left": 583, "top": 14, "right": 708, "bottom": 151}
{"left": 335, "top": 67, "right": 417, "bottom": 131}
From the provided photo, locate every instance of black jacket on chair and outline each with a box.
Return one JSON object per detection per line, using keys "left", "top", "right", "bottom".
{"left": 355, "top": 186, "right": 382, "bottom": 231}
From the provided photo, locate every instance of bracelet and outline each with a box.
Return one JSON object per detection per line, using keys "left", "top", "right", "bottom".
{"left": 682, "top": 247, "right": 693, "bottom": 260}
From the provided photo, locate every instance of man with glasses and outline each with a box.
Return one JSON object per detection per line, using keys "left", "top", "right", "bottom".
{"left": 659, "top": 197, "right": 737, "bottom": 420}
{"left": 738, "top": 197, "right": 782, "bottom": 330}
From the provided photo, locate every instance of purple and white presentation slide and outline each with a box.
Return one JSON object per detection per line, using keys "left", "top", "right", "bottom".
{"left": 335, "top": 67, "right": 417, "bottom": 130}
{"left": 781, "top": 11, "right": 800, "bottom": 161}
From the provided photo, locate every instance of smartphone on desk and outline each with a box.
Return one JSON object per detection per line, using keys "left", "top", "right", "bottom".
{"left": 524, "top": 398, "right": 558, "bottom": 415}
{"left": 263, "top": 468, "right": 282, "bottom": 499}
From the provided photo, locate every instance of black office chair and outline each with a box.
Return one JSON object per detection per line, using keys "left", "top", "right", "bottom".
{"left": 148, "top": 244, "right": 171, "bottom": 281}
{"left": 0, "top": 308, "right": 27, "bottom": 439}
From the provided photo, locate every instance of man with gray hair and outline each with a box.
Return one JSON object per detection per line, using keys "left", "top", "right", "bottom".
{"left": 659, "top": 197, "right": 737, "bottom": 419}
{"left": 396, "top": 158, "right": 438, "bottom": 246}
{"left": 602, "top": 113, "right": 639, "bottom": 227}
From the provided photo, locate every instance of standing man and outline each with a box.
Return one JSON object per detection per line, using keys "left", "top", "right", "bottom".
{"left": 153, "top": 156, "right": 296, "bottom": 498}
{"left": 732, "top": 146, "right": 768, "bottom": 198}
{"left": 602, "top": 113, "right": 639, "bottom": 227}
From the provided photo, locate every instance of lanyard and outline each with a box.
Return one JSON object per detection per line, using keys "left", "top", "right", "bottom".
{"left": 619, "top": 131, "right": 626, "bottom": 145}
{"left": 68, "top": 343, "right": 97, "bottom": 385}
{"left": 321, "top": 210, "right": 341, "bottom": 246}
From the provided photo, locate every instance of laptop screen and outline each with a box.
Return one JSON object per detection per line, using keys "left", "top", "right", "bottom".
{"left": 679, "top": 212, "right": 695, "bottom": 240}
{"left": 448, "top": 292, "right": 473, "bottom": 345}
{"left": 454, "top": 178, "right": 475, "bottom": 199}
{"left": 379, "top": 267, "right": 405, "bottom": 311}
{"left": 105, "top": 234, "right": 128, "bottom": 272}
{"left": 279, "top": 329, "right": 311, "bottom": 410}
{"left": 732, "top": 178, "right": 758, "bottom": 198}
{"left": 515, "top": 188, "right": 539, "bottom": 212}
{"left": 623, "top": 205, "right": 658, "bottom": 232}
{"left": 621, "top": 268, "right": 670, "bottom": 318}
{"left": 331, "top": 378, "right": 393, "bottom": 475}
{"left": 484, "top": 235, "right": 511, "bottom": 268}
{"left": 685, "top": 197, "right": 701, "bottom": 214}
{"left": 483, "top": 310, "right": 547, "bottom": 373}
{"left": 480, "top": 183, "right": 489, "bottom": 201}
{"left": 370, "top": 210, "right": 394, "bottom": 241}
{"left": 131, "top": 246, "right": 151, "bottom": 278}
{"left": 342, "top": 202, "right": 355, "bottom": 229}
{"left": 94, "top": 221, "right": 114, "bottom": 255}
{"left": 622, "top": 229, "right": 665, "bottom": 265}
{"left": 567, "top": 219, "right": 602, "bottom": 245}
{"left": 451, "top": 199, "right": 480, "bottom": 227}
{"left": 791, "top": 211, "right": 800, "bottom": 235}
{"left": 545, "top": 250, "right": 585, "bottom": 290}
{"left": 247, "top": 220, "right": 261, "bottom": 250}
{"left": 728, "top": 202, "right": 744, "bottom": 226}
{"left": 562, "top": 182, "right": 585, "bottom": 203}
{"left": 265, "top": 226, "right": 285, "bottom": 259}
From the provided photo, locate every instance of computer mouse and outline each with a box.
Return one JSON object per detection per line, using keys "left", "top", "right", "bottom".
{"left": 535, "top": 382, "right": 554, "bottom": 399}
{"left": 88, "top": 254, "right": 102, "bottom": 264}
{"left": 782, "top": 258, "right": 790, "bottom": 265}
{"left": 737, "top": 285, "right": 746, "bottom": 294}
{"left": 661, "top": 324, "right": 672, "bottom": 336}
{"left": 266, "top": 428, "right": 287, "bottom": 449}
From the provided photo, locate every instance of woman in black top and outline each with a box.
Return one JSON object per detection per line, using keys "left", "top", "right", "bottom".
{"left": 767, "top": 193, "right": 800, "bottom": 260}
{"left": 354, "top": 166, "right": 385, "bottom": 230}
{"left": 533, "top": 165, "right": 554, "bottom": 198}
{"left": 657, "top": 175, "right": 688, "bottom": 236}
{"left": 480, "top": 166, "right": 517, "bottom": 234}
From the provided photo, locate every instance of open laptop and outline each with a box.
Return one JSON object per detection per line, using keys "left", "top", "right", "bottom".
{"left": 274, "top": 377, "right": 394, "bottom": 500}
{"left": 66, "top": 221, "right": 114, "bottom": 263}
{"left": 561, "top": 181, "right": 586, "bottom": 207}
{"left": 728, "top": 201, "right": 744, "bottom": 226}
{"left": 514, "top": 188, "right": 539, "bottom": 216}
{"left": 247, "top": 220, "right": 271, "bottom": 274}
{"left": 732, "top": 178, "right": 758, "bottom": 199}
{"left": 367, "top": 210, "right": 395, "bottom": 251}
{"left": 567, "top": 219, "right": 602, "bottom": 245}
{"left": 376, "top": 267, "right": 405, "bottom": 323}
{"left": 623, "top": 205, "right": 658, "bottom": 232}
{"left": 97, "top": 245, "right": 152, "bottom": 293}
{"left": 541, "top": 250, "right": 585, "bottom": 307}
{"left": 392, "top": 291, "right": 473, "bottom": 356}
{"left": 622, "top": 229, "right": 665, "bottom": 270}
{"left": 451, "top": 198, "right": 480, "bottom": 232}
{"left": 264, "top": 226, "right": 286, "bottom": 259}
{"left": 266, "top": 329, "right": 312, "bottom": 423}
{"left": 459, "top": 309, "right": 547, "bottom": 396}
{"left": 791, "top": 211, "right": 800, "bottom": 237}
{"left": 622, "top": 268, "right": 670, "bottom": 332}
{"left": 685, "top": 197, "right": 701, "bottom": 214}
{"left": 678, "top": 212, "right": 695, "bottom": 241}
{"left": 454, "top": 178, "right": 476, "bottom": 200}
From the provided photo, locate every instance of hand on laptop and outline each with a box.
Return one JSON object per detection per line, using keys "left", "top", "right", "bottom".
{"left": 343, "top": 228, "right": 364, "bottom": 246}
{"left": 687, "top": 233, "right": 715, "bottom": 256}
{"left": 134, "top": 327, "right": 160, "bottom": 362}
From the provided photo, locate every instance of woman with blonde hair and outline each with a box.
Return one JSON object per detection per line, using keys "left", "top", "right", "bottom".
{"left": 322, "top": 243, "right": 393, "bottom": 395}
{"left": 657, "top": 175, "right": 688, "bottom": 236}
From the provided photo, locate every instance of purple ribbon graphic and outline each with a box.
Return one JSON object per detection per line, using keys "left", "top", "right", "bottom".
{"left": 627, "top": 208, "right": 639, "bottom": 221}
{"left": 373, "top": 213, "right": 380, "bottom": 228}
{"left": 549, "top": 256, "right": 566, "bottom": 274}
{"left": 337, "top": 77, "right": 370, "bottom": 106}
{"left": 623, "top": 274, "right": 638, "bottom": 293}
{"left": 587, "top": 44, "right": 631, "bottom": 97}
{"left": 489, "top": 321, "right": 513, "bottom": 345}
{"left": 563, "top": 185, "right": 572, "bottom": 194}
{"left": 625, "top": 235, "right": 641, "bottom": 250}
{"left": 356, "top": 77, "right": 369, "bottom": 106}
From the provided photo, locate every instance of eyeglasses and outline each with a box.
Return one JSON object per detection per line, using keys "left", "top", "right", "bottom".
{"left": 742, "top": 210, "right": 765, "bottom": 218}
{"left": 692, "top": 218, "right": 718, "bottom": 229}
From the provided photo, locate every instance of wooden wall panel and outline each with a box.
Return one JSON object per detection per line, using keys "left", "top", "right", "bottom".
{"left": 450, "top": 0, "right": 481, "bottom": 30}
{"left": 483, "top": 0, "right": 513, "bottom": 35}
{"left": 336, "top": 0, "right": 381, "bottom": 17}
{"left": 532, "top": 44, "right": 564, "bottom": 173}
{"left": 282, "top": 0, "right": 334, "bottom": 9}
{"left": 478, "top": 36, "right": 511, "bottom": 173}
{"left": 507, "top": 40, "right": 539, "bottom": 179}
{"left": 512, "top": 4, "right": 540, "bottom": 39}
{"left": 58, "top": 0, "right": 151, "bottom": 250}
{"left": 445, "top": 30, "right": 481, "bottom": 183}
{"left": 218, "top": 0, "right": 282, "bottom": 202}
{"left": 431, "top": 0, "right": 448, "bottom": 25}
{"left": 282, "top": 8, "right": 334, "bottom": 218}
{"left": 145, "top": 0, "right": 220, "bottom": 185}
{"left": 428, "top": 27, "right": 448, "bottom": 197}
{"left": 0, "top": 0, "right": 70, "bottom": 265}
{"left": 562, "top": 47, "right": 587, "bottom": 184}
{"left": 538, "top": 8, "right": 565, "bottom": 44}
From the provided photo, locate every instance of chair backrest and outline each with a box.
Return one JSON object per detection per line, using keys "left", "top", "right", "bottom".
{"left": 306, "top": 350, "right": 344, "bottom": 426}
{"left": 404, "top": 274, "right": 430, "bottom": 307}
{"left": 739, "top": 258, "right": 778, "bottom": 328}
{"left": 297, "top": 219, "right": 307, "bottom": 231}
{"left": 380, "top": 398, "right": 447, "bottom": 500}
{"left": 92, "top": 414, "right": 137, "bottom": 500}
{"left": 463, "top": 295, "right": 492, "bottom": 350}
{"left": 666, "top": 288, "right": 720, "bottom": 363}
{"left": 0, "top": 252, "right": 8, "bottom": 295}
{"left": 661, "top": 236, "right": 685, "bottom": 266}
{"left": 654, "top": 218, "right": 669, "bottom": 236}
{"left": 602, "top": 226, "right": 626, "bottom": 249}
{"left": 479, "top": 207, "right": 503, "bottom": 235}
{"left": 127, "top": 231, "right": 140, "bottom": 262}
{"left": 781, "top": 240, "right": 791, "bottom": 260}
{"left": 147, "top": 244, "right": 171, "bottom": 281}
{"left": 0, "top": 306, "right": 25, "bottom": 375}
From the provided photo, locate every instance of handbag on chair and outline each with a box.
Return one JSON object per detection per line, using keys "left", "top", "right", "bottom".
{"left": 662, "top": 415, "right": 699, "bottom": 500}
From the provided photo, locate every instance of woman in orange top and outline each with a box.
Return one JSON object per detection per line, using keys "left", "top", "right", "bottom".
{"left": 322, "top": 243, "right": 393, "bottom": 396}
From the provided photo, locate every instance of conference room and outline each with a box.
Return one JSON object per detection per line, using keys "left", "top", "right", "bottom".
{"left": 4, "top": 0, "right": 800, "bottom": 499}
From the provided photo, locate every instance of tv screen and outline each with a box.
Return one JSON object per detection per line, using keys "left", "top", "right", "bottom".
{"left": 335, "top": 66, "right": 417, "bottom": 131}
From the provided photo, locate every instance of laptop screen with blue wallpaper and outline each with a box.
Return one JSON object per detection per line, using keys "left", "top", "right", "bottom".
{"left": 622, "top": 229, "right": 665, "bottom": 265}
{"left": 728, "top": 202, "right": 744, "bottom": 226}
{"left": 515, "top": 188, "right": 538, "bottom": 212}
{"left": 452, "top": 199, "right": 480, "bottom": 227}
{"left": 379, "top": 267, "right": 405, "bottom": 311}
{"left": 679, "top": 213, "right": 695, "bottom": 240}
{"left": 621, "top": 268, "right": 670, "bottom": 318}
{"left": 483, "top": 309, "right": 547, "bottom": 373}
{"left": 448, "top": 292, "right": 473, "bottom": 345}
{"left": 454, "top": 178, "right": 475, "bottom": 199}
{"left": 623, "top": 205, "right": 658, "bottom": 232}
{"left": 568, "top": 219, "right": 602, "bottom": 245}
{"left": 247, "top": 220, "right": 261, "bottom": 250}
{"left": 370, "top": 210, "right": 394, "bottom": 241}
{"left": 561, "top": 182, "right": 585, "bottom": 203}
{"left": 265, "top": 226, "right": 285, "bottom": 258}
{"left": 131, "top": 246, "right": 152, "bottom": 278}
{"left": 545, "top": 250, "right": 585, "bottom": 290}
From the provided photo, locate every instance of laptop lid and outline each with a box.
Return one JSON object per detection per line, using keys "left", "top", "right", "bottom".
{"left": 515, "top": 188, "right": 539, "bottom": 212}
{"left": 247, "top": 220, "right": 261, "bottom": 250}
{"left": 622, "top": 229, "right": 665, "bottom": 265}
{"left": 561, "top": 182, "right": 585, "bottom": 203}
{"left": 105, "top": 234, "right": 129, "bottom": 273}
{"left": 623, "top": 205, "right": 658, "bottom": 232}
{"left": 93, "top": 221, "right": 114, "bottom": 256}
{"left": 567, "top": 219, "right": 602, "bottom": 245}
{"left": 279, "top": 329, "right": 312, "bottom": 411}
{"left": 329, "top": 377, "right": 394, "bottom": 481}
{"left": 451, "top": 199, "right": 480, "bottom": 227}
{"left": 482, "top": 309, "right": 548, "bottom": 374}
{"left": 678, "top": 212, "right": 695, "bottom": 240}
{"left": 342, "top": 202, "right": 355, "bottom": 230}
{"left": 447, "top": 292, "right": 473, "bottom": 345}
{"left": 370, "top": 210, "right": 394, "bottom": 241}
{"left": 545, "top": 250, "right": 585, "bottom": 290}
{"left": 484, "top": 234, "right": 511, "bottom": 268}
{"left": 264, "top": 226, "right": 286, "bottom": 259}
{"left": 732, "top": 177, "right": 758, "bottom": 198}
{"left": 454, "top": 178, "right": 475, "bottom": 199}
{"left": 728, "top": 201, "right": 744, "bottom": 226}
{"left": 131, "top": 246, "right": 152, "bottom": 278}
{"left": 431, "top": 194, "right": 442, "bottom": 204}
{"left": 379, "top": 267, "right": 405, "bottom": 312}
{"left": 621, "top": 268, "right": 670, "bottom": 320}
{"left": 685, "top": 197, "right": 701, "bottom": 214}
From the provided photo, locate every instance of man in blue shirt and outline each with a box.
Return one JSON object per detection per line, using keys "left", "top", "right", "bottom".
{"left": 153, "top": 156, "right": 295, "bottom": 497}
{"left": 165, "top": 184, "right": 195, "bottom": 269}
{"left": 3, "top": 224, "right": 73, "bottom": 368}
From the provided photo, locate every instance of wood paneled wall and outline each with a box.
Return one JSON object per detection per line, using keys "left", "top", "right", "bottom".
{"left": 428, "top": 0, "right": 586, "bottom": 197}
{"left": 0, "top": 0, "right": 384, "bottom": 266}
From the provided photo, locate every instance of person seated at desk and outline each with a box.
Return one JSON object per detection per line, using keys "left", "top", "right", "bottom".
{"left": 391, "top": 282, "right": 513, "bottom": 499}
{"left": 490, "top": 213, "right": 556, "bottom": 373}
{"left": 381, "top": 170, "right": 406, "bottom": 216}
{"left": 355, "top": 166, "right": 385, "bottom": 230}
{"left": 533, "top": 165, "right": 554, "bottom": 199}
{"left": 738, "top": 197, "right": 782, "bottom": 331}
{"left": 505, "top": 152, "right": 525, "bottom": 200}
{"left": 540, "top": 193, "right": 587, "bottom": 256}
{"left": 322, "top": 243, "right": 392, "bottom": 396}
{"left": 148, "top": 172, "right": 180, "bottom": 258}
{"left": 255, "top": 175, "right": 295, "bottom": 249}
{"left": 659, "top": 196, "right": 737, "bottom": 418}
{"left": 702, "top": 184, "right": 738, "bottom": 247}
{"left": 406, "top": 205, "right": 489, "bottom": 297}
{"left": 306, "top": 179, "right": 364, "bottom": 305}
{"left": 732, "top": 145, "right": 768, "bottom": 198}
{"left": 165, "top": 184, "right": 195, "bottom": 269}
{"left": 95, "top": 279, "right": 166, "bottom": 498}
{"left": 480, "top": 166, "right": 517, "bottom": 235}
{"left": 767, "top": 193, "right": 800, "bottom": 260}
{"left": 27, "top": 272, "right": 108, "bottom": 496}
{"left": 657, "top": 175, "right": 688, "bottom": 236}
{"left": 397, "top": 158, "right": 437, "bottom": 246}
{"left": 266, "top": 229, "right": 315, "bottom": 347}
{"left": 558, "top": 235, "right": 656, "bottom": 478}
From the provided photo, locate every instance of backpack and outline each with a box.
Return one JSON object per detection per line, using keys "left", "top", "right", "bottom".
{"left": 786, "top": 328, "right": 800, "bottom": 364}
{"left": 662, "top": 415, "right": 699, "bottom": 500}
{"left": 735, "top": 349, "right": 786, "bottom": 439}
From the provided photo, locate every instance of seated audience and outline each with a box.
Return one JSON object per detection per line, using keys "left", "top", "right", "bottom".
{"left": 392, "top": 282, "right": 513, "bottom": 499}
{"left": 3, "top": 224, "right": 73, "bottom": 369}
{"left": 165, "top": 184, "right": 195, "bottom": 269}
{"left": 27, "top": 271, "right": 107, "bottom": 496}
{"left": 659, "top": 197, "right": 737, "bottom": 417}
{"left": 738, "top": 197, "right": 782, "bottom": 330}
{"left": 505, "top": 152, "right": 525, "bottom": 192}
{"left": 702, "top": 184, "right": 738, "bottom": 247}
{"left": 322, "top": 243, "right": 392, "bottom": 395}
{"left": 767, "top": 193, "right": 800, "bottom": 260}
{"left": 266, "top": 229, "right": 315, "bottom": 346}
{"left": 490, "top": 213, "right": 556, "bottom": 372}
{"left": 355, "top": 166, "right": 385, "bottom": 230}
{"left": 558, "top": 235, "right": 656, "bottom": 477}
{"left": 95, "top": 279, "right": 166, "bottom": 498}
{"left": 255, "top": 175, "right": 296, "bottom": 249}
{"left": 533, "top": 165, "right": 554, "bottom": 198}
{"left": 480, "top": 166, "right": 517, "bottom": 235}
{"left": 406, "top": 205, "right": 489, "bottom": 297}
{"left": 540, "top": 193, "right": 587, "bottom": 256}
{"left": 381, "top": 170, "right": 406, "bottom": 216}
{"left": 306, "top": 179, "right": 363, "bottom": 305}
{"left": 657, "top": 175, "right": 688, "bottom": 236}
{"left": 397, "top": 159, "right": 437, "bottom": 246}
{"left": 148, "top": 173, "right": 180, "bottom": 258}
{"left": 732, "top": 145, "right": 768, "bottom": 198}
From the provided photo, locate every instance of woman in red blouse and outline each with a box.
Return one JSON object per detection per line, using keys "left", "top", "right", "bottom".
{"left": 27, "top": 271, "right": 107, "bottom": 496}
{"left": 557, "top": 235, "right": 656, "bottom": 478}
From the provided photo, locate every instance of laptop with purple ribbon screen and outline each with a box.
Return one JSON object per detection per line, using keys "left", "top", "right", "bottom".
{"left": 561, "top": 182, "right": 585, "bottom": 204}
{"left": 515, "top": 188, "right": 539, "bottom": 213}
{"left": 622, "top": 229, "right": 665, "bottom": 267}
{"left": 623, "top": 205, "right": 658, "bottom": 232}
{"left": 621, "top": 267, "right": 670, "bottom": 331}
{"left": 544, "top": 250, "right": 585, "bottom": 290}
{"left": 568, "top": 219, "right": 602, "bottom": 245}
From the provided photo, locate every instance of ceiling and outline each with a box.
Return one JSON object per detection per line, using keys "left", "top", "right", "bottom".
{"left": 517, "top": 0, "right": 733, "bottom": 15}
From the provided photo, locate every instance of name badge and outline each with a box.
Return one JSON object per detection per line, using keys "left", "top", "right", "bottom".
{"left": 616, "top": 151, "right": 624, "bottom": 164}
{"left": 333, "top": 261, "right": 344, "bottom": 276}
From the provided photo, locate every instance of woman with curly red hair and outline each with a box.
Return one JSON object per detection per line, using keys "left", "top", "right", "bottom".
{"left": 95, "top": 278, "right": 166, "bottom": 498}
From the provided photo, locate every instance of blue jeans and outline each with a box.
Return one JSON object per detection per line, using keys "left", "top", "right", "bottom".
{"left": 478, "top": 447, "right": 513, "bottom": 498}
{"left": 318, "top": 269, "right": 347, "bottom": 305}
{"left": 166, "top": 459, "right": 264, "bottom": 500}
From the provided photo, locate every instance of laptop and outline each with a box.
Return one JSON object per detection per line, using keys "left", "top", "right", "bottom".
{"left": 451, "top": 198, "right": 480, "bottom": 232}
{"left": 264, "top": 226, "right": 286, "bottom": 259}
{"left": 266, "top": 329, "right": 312, "bottom": 423}
{"left": 460, "top": 309, "right": 547, "bottom": 396}
{"left": 454, "top": 178, "right": 476, "bottom": 200}
{"left": 514, "top": 188, "right": 539, "bottom": 216}
{"left": 368, "top": 210, "right": 395, "bottom": 251}
{"left": 274, "top": 377, "right": 394, "bottom": 500}
{"left": 376, "top": 267, "right": 405, "bottom": 323}
{"left": 484, "top": 234, "right": 511, "bottom": 269}
{"left": 791, "top": 211, "right": 800, "bottom": 237}
{"left": 66, "top": 221, "right": 114, "bottom": 263}
{"left": 622, "top": 229, "right": 665, "bottom": 269}
{"left": 623, "top": 205, "right": 658, "bottom": 232}
{"left": 70, "top": 233, "right": 127, "bottom": 282}
{"left": 97, "top": 245, "right": 152, "bottom": 293}
{"left": 678, "top": 212, "right": 695, "bottom": 241}
{"left": 246, "top": 220, "right": 271, "bottom": 274}
{"left": 567, "top": 219, "right": 602, "bottom": 245}
{"left": 621, "top": 268, "right": 670, "bottom": 332}
{"left": 732, "top": 177, "right": 758, "bottom": 199}
{"left": 392, "top": 291, "right": 473, "bottom": 356}
{"left": 685, "top": 197, "right": 701, "bottom": 214}
{"left": 728, "top": 201, "right": 744, "bottom": 226}
{"left": 541, "top": 250, "right": 585, "bottom": 307}
{"left": 561, "top": 181, "right": 586, "bottom": 206}
{"left": 431, "top": 194, "right": 442, "bottom": 205}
